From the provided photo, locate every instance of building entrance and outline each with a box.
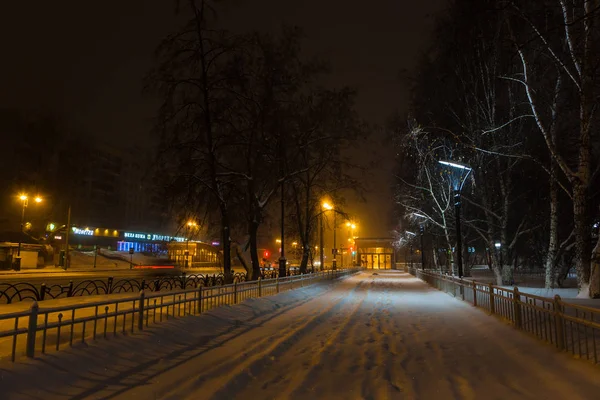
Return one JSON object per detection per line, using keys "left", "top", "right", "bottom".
{"left": 355, "top": 237, "right": 396, "bottom": 270}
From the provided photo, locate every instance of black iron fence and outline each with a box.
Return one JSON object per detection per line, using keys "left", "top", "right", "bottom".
{"left": 0, "top": 269, "right": 306, "bottom": 305}
{"left": 408, "top": 268, "right": 600, "bottom": 365}
{"left": 0, "top": 268, "right": 360, "bottom": 362}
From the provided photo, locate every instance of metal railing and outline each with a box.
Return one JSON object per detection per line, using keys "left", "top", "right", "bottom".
{"left": 0, "top": 268, "right": 359, "bottom": 362}
{"left": 410, "top": 269, "right": 600, "bottom": 365}
{"left": 0, "top": 268, "right": 310, "bottom": 305}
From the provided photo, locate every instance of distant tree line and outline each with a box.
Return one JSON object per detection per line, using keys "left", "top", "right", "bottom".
{"left": 393, "top": 0, "right": 600, "bottom": 297}
{"left": 147, "top": 0, "right": 367, "bottom": 281}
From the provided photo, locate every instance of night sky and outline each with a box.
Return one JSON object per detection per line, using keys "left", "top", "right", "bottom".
{"left": 0, "top": 0, "right": 446, "bottom": 237}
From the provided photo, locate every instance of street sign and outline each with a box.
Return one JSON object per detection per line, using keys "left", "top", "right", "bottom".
{"left": 129, "top": 248, "right": 134, "bottom": 254}
{"left": 332, "top": 248, "right": 338, "bottom": 255}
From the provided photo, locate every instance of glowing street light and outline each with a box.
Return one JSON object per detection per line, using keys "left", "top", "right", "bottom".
{"left": 185, "top": 220, "right": 199, "bottom": 269}
{"left": 438, "top": 159, "right": 473, "bottom": 278}
{"left": 14, "top": 193, "right": 43, "bottom": 270}
{"left": 322, "top": 201, "right": 339, "bottom": 270}
{"left": 345, "top": 221, "right": 358, "bottom": 266}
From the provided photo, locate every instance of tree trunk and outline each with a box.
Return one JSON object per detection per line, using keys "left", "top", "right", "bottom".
{"left": 492, "top": 255, "right": 503, "bottom": 286}
{"left": 248, "top": 219, "right": 261, "bottom": 281}
{"left": 300, "top": 249, "right": 310, "bottom": 274}
{"left": 589, "top": 233, "right": 600, "bottom": 298}
{"left": 221, "top": 212, "right": 233, "bottom": 283}
{"left": 572, "top": 180, "right": 591, "bottom": 289}
{"left": 545, "top": 167, "right": 559, "bottom": 288}
{"left": 233, "top": 243, "right": 251, "bottom": 279}
{"left": 501, "top": 265, "right": 514, "bottom": 286}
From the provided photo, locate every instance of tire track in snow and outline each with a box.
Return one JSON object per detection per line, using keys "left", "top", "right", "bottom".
{"left": 133, "top": 284, "right": 341, "bottom": 399}
{"left": 161, "top": 275, "right": 366, "bottom": 399}
{"left": 261, "top": 277, "right": 370, "bottom": 399}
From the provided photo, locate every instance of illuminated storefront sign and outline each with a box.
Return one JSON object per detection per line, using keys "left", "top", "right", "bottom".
{"left": 72, "top": 227, "right": 94, "bottom": 236}
{"left": 124, "top": 232, "right": 185, "bottom": 242}
{"left": 71, "top": 227, "right": 119, "bottom": 237}
{"left": 124, "top": 232, "right": 150, "bottom": 240}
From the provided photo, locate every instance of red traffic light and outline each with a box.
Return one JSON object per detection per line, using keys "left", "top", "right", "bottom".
{"left": 263, "top": 250, "right": 270, "bottom": 258}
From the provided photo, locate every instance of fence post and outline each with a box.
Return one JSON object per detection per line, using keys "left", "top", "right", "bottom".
{"left": 300, "top": 273, "right": 303, "bottom": 288}
{"left": 107, "top": 277, "right": 114, "bottom": 294}
{"left": 258, "top": 277, "right": 262, "bottom": 297}
{"left": 138, "top": 290, "right": 145, "bottom": 331}
{"left": 513, "top": 287, "right": 522, "bottom": 328}
{"left": 276, "top": 277, "right": 280, "bottom": 293}
{"left": 554, "top": 295, "right": 565, "bottom": 350}
{"left": 40, "top": 283, "right": 46, "bottom": 301}
{"left": 472, "top": 280, "right": 477, "bottom": 307}
{"left": 459, "top": 278, "right": 465, "bottom": 300}
{"left": 26, "top": 301, "right": 39, "bottom": 358}
{"left": 488, "top": 283, "right": 495, "bottom": 315}
{"left": 234, "top": 282, "right": 238, "bottom": 304}
{"left": 197, "top": 286, "right": 203, "bottom": 313}
{"left": 67, "top": 281, "right": 74, "bottom": 297}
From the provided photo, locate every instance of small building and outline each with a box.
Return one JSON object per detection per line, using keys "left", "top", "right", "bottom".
{"left": 0, "top": 232, "right": 50, "bottom": 270}
{"left": 354, "top": 237, "right": 396, "bottom": 270}
{"left": 167, "top": 241, "right": 220, "bottom": 268}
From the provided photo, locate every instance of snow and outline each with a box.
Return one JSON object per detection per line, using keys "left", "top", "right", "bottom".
{"left": 1, "top": 271, "right": 600, "bottom": 399}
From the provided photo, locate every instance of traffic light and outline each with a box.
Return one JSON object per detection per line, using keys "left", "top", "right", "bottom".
{"left": 263, "top": 250, "right": 270, "bottom": 258}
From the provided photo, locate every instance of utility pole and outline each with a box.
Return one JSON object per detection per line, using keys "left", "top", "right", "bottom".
{"left": 332, "top": 211, "right": 337, "bottom": 270}
{"left": 279, "top": 178, "right": 286, "bottom": 277}
{"left": 93, "top": 244, "right": 98, "bottom": 268}
{"left": 320, "top": 212, "right": 324, "bottom": 271}
{"left": 454, "top": 190, "right": 463, "bottom": 278}
{"left": 15, "top": 196, "right": 28, "bottom": 271}
{"left": 64, "top": 205, "right": 71, "bottom": 270}
{"left": 420, "top": 224, "right": 425, "bottom": 270}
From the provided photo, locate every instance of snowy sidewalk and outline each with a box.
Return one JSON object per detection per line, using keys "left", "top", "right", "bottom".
{"left": 1, "top": 271, "right": 599, "bottom": 399}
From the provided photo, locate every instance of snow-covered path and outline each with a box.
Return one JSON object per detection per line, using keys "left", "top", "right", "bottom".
{"left": 1, "top": 271, "right": 599, "bottom": 399}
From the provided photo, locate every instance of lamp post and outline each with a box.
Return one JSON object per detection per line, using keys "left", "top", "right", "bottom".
{"left": 406, "top": 231, "right": 417, "bottom": 271}
{"left": 345, "top": 222, "right": 357, "bottom": 267}
{"left": 320, "top": 210, "right": 325, "bottom": 271}
{"left": 64, "top": 205, "right": 71, "bottom": 270}
{"left": 322, "top": 202, "right": 334, "bottom": 269}
{"left": 411, "top": 213, "right": 427, "bottom": 270}
{"left": 438, "top": 160, "right": 472, "bottom": 278}
{"left": 15, "top": 194, "right": 42, "bottom": 271}
{"left": 185, "top": 221, "right": 198, "bottom": 268}
{"left": 495, "top": 242, "right": 502, "bottom": 270}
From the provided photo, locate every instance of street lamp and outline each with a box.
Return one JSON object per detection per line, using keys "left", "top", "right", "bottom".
{"left": 185, "top": 220, "right": 198, "bottom": 268}
{"left": 323, "top": 202, "right": 337, "bottom": 270}
{"left": 15, "top": 194, "right": 43, "bottom": 271}
{"left": 438, "top": 159, "right": 473, "bottom": 278}
{"left": 406, "top": 231, "right": 416, "bottom": 270}
{"left": 410, "top": 213, "right": 427, "bottom": 270}
{"left": 345, "top": 222, "right": 357, "bottom": 267}
{"left": 495, "top": 241, "right": 503, "bottom": 269}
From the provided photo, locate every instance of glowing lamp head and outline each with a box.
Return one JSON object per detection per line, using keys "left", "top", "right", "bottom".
{"left": 322, "top": 202, "right": 333, "bottom": 210}
{"left": 19, "top": 194, "right": 28, "bottom": 201}
{"left": 34, "top": 196, "right": 42, "bottom": 203}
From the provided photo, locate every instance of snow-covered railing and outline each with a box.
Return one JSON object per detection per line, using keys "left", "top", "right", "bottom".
{"left": 410, "top": 269, "right": 600, "bottom": 365}
{"left": 0, "top": 268, "right": 359, "bottom": 362}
